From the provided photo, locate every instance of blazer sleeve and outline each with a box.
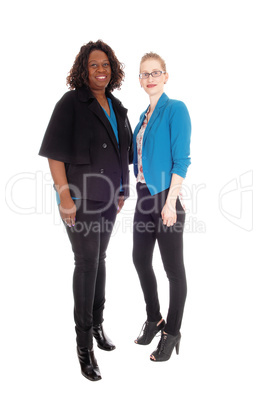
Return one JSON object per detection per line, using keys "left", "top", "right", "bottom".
{"left": 38, "top": 91, "right": 75, "bottom": 163}
{"left": 170, "top": 101, "right": 191, "bottom": 178}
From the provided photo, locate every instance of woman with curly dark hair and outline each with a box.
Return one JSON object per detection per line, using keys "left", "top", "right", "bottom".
{"left": 39, "top": 40, "right": 133, "bottom": 381}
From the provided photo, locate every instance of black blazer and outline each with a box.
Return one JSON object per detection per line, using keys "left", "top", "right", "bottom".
{"left": 39, "top": 86, "right": 133, "bottom": 202}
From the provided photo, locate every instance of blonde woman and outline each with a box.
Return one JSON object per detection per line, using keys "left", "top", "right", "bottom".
{"left": 133, "top": 52, "right": 191, "bottom": 361}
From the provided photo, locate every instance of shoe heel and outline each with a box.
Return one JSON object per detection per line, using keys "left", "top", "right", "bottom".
{"left": 175, "top": 339, "right": 180, "bottom": 355}
{"left": 158, "top": 321, "right": 165, "bottom": 335}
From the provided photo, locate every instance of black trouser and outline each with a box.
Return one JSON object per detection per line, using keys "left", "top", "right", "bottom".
{"left": 133, "top": 183, "right": 187, "bottom": 336}
{"left": 64, "top": 199, "right": 117, "bottom": 348}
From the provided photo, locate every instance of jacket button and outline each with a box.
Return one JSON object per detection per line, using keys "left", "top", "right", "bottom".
{"left": 102, "top": 143, "right": 107, "bottom": 149}
{"left": 127, "top": 146, "right": 130, "bottom": 151}
{"left": 100, "top": 169, "right": 104, "bottom": 174}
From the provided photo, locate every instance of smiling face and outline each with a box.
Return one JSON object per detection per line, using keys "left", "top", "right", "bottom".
{"left": 139, "top": 58, "right": 168, "bottom": 98}
{"left": 87, "top": 50, "right": 112, "bottom": 91}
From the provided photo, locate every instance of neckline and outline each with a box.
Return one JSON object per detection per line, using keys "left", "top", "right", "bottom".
{"left": 102, "top": 98, "right": 112, "bottom": 117}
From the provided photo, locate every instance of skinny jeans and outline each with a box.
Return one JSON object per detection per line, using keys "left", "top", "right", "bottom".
{"left": 63, "top": 198, "right": 117, "bottom": 347}
{"left": 133, "top": 183, "right": 187, "bottom": 336}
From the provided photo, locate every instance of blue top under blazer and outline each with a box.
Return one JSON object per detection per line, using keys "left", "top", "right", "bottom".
{"left": 133, "top": 92, "right": 191, "bottom": 196}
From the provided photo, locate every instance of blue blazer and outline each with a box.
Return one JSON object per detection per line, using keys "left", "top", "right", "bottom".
{"left": 133, "top": 92, "right": 191, "bottom": 195}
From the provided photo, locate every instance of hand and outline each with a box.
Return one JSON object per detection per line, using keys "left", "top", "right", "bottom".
{"left": 59, "top": 197, "right": 76, "bottom": 227}
{"left": 161, "top": 201, "right": 177, "bottom": 227}
{"left": 117, "top": 195, "right": 125, "bottom": 214}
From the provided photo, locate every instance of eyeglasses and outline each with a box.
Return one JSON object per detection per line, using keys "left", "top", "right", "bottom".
{"left": 139, "top": 71, "right": 166, "bottom": 79}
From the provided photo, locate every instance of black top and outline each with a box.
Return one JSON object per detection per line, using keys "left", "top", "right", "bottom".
{"left": 39, "top": 86, "right": 133, "bottom": 202}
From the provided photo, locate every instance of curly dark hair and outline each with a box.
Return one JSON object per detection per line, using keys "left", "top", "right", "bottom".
{"left": 66, "top": 40, "right": 125, "bottom": 92}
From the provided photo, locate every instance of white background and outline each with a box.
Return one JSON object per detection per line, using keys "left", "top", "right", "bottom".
{"left": 1, "top": 0, "right": 258, "bottom": 400}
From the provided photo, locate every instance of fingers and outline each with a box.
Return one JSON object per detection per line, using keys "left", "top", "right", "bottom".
{"left": 59, "top": 199, "right": 77, "bottom": 227}
{"left": 117, "top": 203, "right": 124, "bottom": 213}
{"left": 161, "top": 202, "right": 177, "bottom": 226}
{"left": 162, "top": 214, "right": 177, "bottom": 227}
{"left": 163, "top": 220, "right": 173, "bottom": 227}
{"left": 60, "top": 208, "right": 76, "bottom": 227}
{"left": 117, "top": 196, "right": 125, "bottom": 214}
{"left": 63, "top": 215, "right": 76, "bottom": 227}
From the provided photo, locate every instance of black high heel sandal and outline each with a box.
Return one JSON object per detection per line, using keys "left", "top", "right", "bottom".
{"left": 135, "top": 319, "right": 165, "bottom": 345}
{"left": 150, "top": 331, "right": 181, "bottom": 361}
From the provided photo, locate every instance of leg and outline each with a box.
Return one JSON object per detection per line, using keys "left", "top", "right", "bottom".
{"left": 132, "top": 184, "right": 162, "bottom": 323}
{"left": 92, "top": 202, "right": 117, "bottom": 326}
{"left": 65, "top": 199, "right": 102, "bottom": 347}
{"left": 64, "top": 199, "right": 107, "bottom": 380}
{"left": 90, "top": 201, "right": 117, "bottom": 351}
{"left": 155, "top": 197, "right": 187, "bottom": 336}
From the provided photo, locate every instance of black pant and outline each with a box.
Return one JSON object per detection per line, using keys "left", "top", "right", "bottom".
{"left": 64, "top": 199, "right": 117, "bottom": 347}
{"left": 133, "top": 183, "right": 187, "bottom": 336}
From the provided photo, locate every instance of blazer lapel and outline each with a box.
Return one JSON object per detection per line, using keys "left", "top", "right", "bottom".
{"left": 142, "top": 107, "right": 160, "bottom": 146}
{"left": 142, "top": 92, "right": 169, "bottom": 146}
{"left": 78, "top": 87, "right": 128, "bottom": 158}
{"left": 88, "top": 98, "right": 120, "bottom": 157}
{"left": 110, "top": 96, "right": 128, "bottom": 156}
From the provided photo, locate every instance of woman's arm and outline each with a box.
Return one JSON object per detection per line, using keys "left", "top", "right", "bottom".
{"left": 162, "top": 101, "right": 191, "bottom": 226}
{"left": 161, "top": 173, "right": 184, "bottom": 227}
{"left": 48, "top": 159, "right": 76, "bottom": 227}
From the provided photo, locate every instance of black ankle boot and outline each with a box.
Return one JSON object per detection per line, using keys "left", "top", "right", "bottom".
{"left": 150, "top": 331, "right": 181, "bottom": 361}
{"left": 135, "top": 319, "right": 165, "bottom": 345}
{"left": 93, "top": 324, "right": 116, "bottom": 351}
{"left": 77, "top": 346, "right": 102, "bottom": 381}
